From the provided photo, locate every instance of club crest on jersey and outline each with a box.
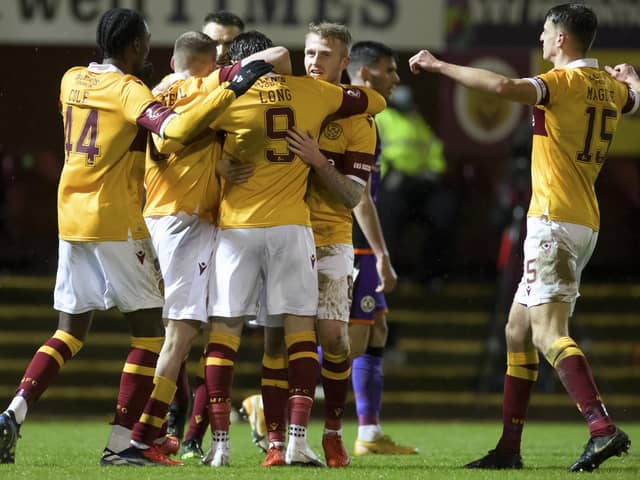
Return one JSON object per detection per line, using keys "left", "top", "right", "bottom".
{"left": 323, "top": 122, "right": 343, "bottom": 140}
{"left": 199, "top": 262, "right": 207, "bottom": 275}
{"left": 360, "top": 295, "right": 375, "bottom": 313}
{"left": 136, "top": 250, "right": 145, "bottom": 264}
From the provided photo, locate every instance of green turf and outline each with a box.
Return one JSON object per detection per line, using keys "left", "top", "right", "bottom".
{"left": 1, "top": 420, "right": 637, "bottom": 479}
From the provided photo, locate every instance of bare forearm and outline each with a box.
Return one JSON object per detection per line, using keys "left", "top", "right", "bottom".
{"left": 241, "top": 46, "right": 291, "bottom": 75}
{"left": 314, "top": 162, "right": 364, "bottom": 209}
{"left": 436, "top": 62, "right": 536, "bottom": 104}
{"left": 353, "top": 195, "right": 389, "bottom": 257}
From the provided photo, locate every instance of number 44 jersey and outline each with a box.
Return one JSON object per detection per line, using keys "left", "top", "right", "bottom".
{"left": 58, "top": 63, "right": 159, "bottom": 242}
{"left": 211, "top": 73, "right": 385, "bottom": 229}
{"left": 527, "top": 58, "right": 639, "bottom": 231}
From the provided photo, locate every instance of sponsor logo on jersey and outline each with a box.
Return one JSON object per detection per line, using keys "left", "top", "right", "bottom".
{"left": 360, "top": 295, "right": 375, "bottom": 313}
{"left": 310, "top": 254, "right": 316, "bottom": 268}
{"left": 345, "top": 87, "right": 362, "bottom": 98}
{"left": 136, "top": 250, "right": 145, "bottom": 265}
{"left": 199, "top": 261, "right": 207, "bottom": 275}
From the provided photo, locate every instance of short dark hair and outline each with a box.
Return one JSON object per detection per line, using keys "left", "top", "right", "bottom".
{"left": 203, "top": 11, "right": 245, "bottom": 31}
{"left": 347, "top": 41, "right": 397, "bottom": 77}
{"left": 96, "top": 8, "right": 147, "bottom": 58}
{"left": 173, "top": 31, "right": 216, "bottom": 71}
{"left": 229, "top": 30, "right": 273, "bottom": 62}
{"left": 545, "top": 3, "right": 598, "bottom": 53}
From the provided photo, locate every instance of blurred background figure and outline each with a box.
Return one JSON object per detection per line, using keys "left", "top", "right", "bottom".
{"left": 376, "top": 84, "right": 458, "bottom": 288}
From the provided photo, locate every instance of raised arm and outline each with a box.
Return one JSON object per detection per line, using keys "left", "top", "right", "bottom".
{"left": 409, "top": 49, "right": 538, "bottom": 105}
{"left": 159, "top": 60, "right": 273, "bottom": 143}
{"left": 353, "top": 179, "right": 397, "bottom": 293}
{"left": 241, "top": 46, "right": 292, "bottom": 75}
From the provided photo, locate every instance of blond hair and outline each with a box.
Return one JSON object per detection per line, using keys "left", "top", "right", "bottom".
{"left": 307, "top": 22, "right": 352, "bottom": 55}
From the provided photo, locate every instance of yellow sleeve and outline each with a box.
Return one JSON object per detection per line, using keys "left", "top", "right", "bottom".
{"left": 120, "top": 75, "right": 157, "bottom": 124}
{"left": 163, "top": 85, "right": 236, "bottom": 143}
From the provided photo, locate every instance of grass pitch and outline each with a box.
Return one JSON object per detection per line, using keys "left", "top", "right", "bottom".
{"left": 2, "top": 420, "right": 637, "bottom": 480}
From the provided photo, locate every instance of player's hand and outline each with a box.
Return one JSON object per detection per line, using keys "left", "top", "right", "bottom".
{"left": 604, "top": 63, "right": 639, "bottom": 85}
{"left": 226, "top": 60, "right": 273, "bottom": 96}
{"left": 375, "top": 253, "right": 398, "bottom": 293}
{"left": 286, "top": 127, "right": 327, "bottom": 169}
{"left": 409, "top": 49, "right": 442, "bottom": 74}
{"left": 216, "top": 151, "right": 255, "bottom": 184}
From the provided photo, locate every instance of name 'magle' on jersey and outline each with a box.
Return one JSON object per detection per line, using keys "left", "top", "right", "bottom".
{"left": 58, "top": 63, "right": 175, "bottom": 241}
{"left": 306, "top": 114, "right": 376, "bottom": 246}
{"left": 528, "top": 60, "right": 639, "bottom": 231}
{"left": 211, "top": 74, "right": 385, "bottom": 229}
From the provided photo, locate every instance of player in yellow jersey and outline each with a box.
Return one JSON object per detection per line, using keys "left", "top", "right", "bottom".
{"left": 410, "top": 3, "right": 638, "bottom": 472}
{"left": 165, "top": 9, "right": 247, "bottom": 453}
{"left": 203, "top": 11, "right": 245, "bottom": 67}
{"left": 201, "top": 30, "right": 385, "bottom": 467}
{"left": 120, "top": 31, "right": 290, "bottom": 467}
{"left": 0, "top": 8, "right": 271, "bottom": 467}
{"left": 249, "top": 22, "right": 376, "bottom": 468}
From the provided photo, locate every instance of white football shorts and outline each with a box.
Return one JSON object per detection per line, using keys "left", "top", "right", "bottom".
{"left": 53, "top": 237, "right": 164, "bottom": 314}
{"left": 514, "top": 216, "right": 598, "bottom": 316}
{"left": 209, "top": 225, "right": 318, "bottom": 319}
{"left": 251, "top": 243, "right": 353, "bottom": 327}
{"left": 316, "top": 243, "right": 354, "bottom": 322}
{"left": 146, "top": 213, "right": 216, "bottom": 322}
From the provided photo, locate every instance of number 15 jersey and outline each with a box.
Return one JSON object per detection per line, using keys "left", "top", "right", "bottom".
{"left": 527, "top": 58, "right": 639, "bottom": 231}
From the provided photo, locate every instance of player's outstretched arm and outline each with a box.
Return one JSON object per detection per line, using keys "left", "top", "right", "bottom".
{"left": 409, "top": 49, "right": 537, "bottom": 105}
{"left": 241, "top": 46, "right": 292, "bottom": 75}
{"left": 163, "top": 60, "right": 273, "bottom": 142}
{"left": 353, "top": 179, "right": 397, "bottom": 293}
{"left": 605, "top": 63, "right": 640, "bottom": 92}
{"left": 286, "top": 127, "right": 364, "bottom": 209}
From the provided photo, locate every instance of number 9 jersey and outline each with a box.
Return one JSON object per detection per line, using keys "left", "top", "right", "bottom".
{"left": 210, "top": 73, "right": 385, "bottom": 229}
{"left": 526, "top": 58, "right": 639, "bottom": 231}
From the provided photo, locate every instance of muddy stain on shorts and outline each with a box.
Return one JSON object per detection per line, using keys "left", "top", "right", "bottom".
{"left": 537, "top": 240, "right": 575, "bottom": 285}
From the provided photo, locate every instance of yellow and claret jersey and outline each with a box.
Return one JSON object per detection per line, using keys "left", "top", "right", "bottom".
{"left": 211, "top": 73, "right": 385, "bottom": 229}
{"left": 528, "top": 59, "right": 638, "bottom": 231}
{"left": 144, "top": 71, "right": 228, "bottom": 224}
{"left": 306, "top": 113, "right": 376, "bottom": 246}
{"left": 58, "top": 63, "right": 176, "bottom": 241}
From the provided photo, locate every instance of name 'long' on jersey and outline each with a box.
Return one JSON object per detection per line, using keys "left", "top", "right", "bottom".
{"left": 528, "top": 60, "right": 638, "bottom": 231}
{"left": 306, "top": 113, "right": 376, "bottom": 246}
{"left": 58, "top": 64, "right": 158, "bottom": 241}
{"left": 144, "top": 70, "right": 229, "bottom": 224}
{"left": 211, "top": 74, "right": 385, "bottom": 229}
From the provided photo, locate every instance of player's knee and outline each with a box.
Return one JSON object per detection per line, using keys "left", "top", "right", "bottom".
{"left": 505, "top": 319, "right": 527, "bottom": 344}
{"left": 319, "top": 329, "right": 349, "bottom": 356}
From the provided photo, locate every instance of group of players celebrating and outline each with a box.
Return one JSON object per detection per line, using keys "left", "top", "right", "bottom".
{"left": 1, "top": 2, "right": 639, "bottom": 473}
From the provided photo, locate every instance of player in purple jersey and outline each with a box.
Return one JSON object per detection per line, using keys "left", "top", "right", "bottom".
{"left": 346, "top": 41, "right": 417, "bottom": 456}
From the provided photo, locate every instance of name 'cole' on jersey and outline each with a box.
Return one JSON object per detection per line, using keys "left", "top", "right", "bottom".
{"left": 211, "top": 74, "right": 385, "bottom": 229}
{"left": 528, "top": 59, "right": 639, "bottom": 231}
{"left": 58, "top": 64, "right": 159, "bottom": 241}
{"left": 306, "top": 113, "right": 376, "bottom": 246}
